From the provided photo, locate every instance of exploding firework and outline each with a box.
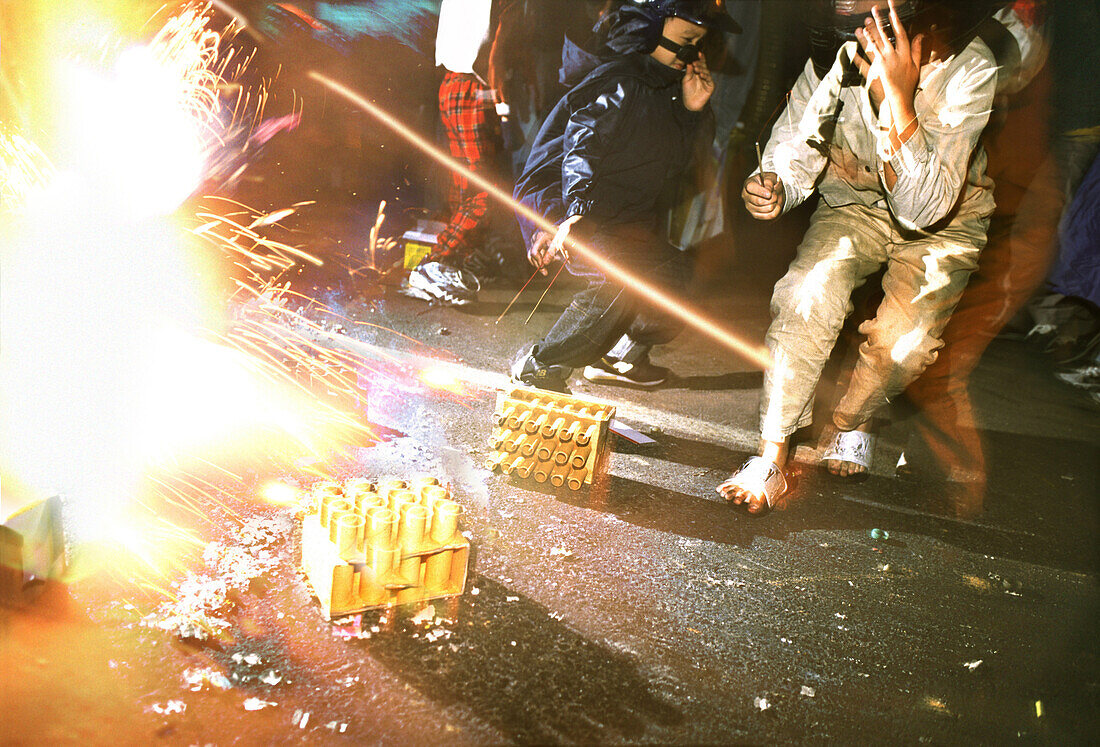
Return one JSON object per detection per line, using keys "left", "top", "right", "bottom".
{"left": 0, "top": 125, "right": 54, "bottom": 210}
{"left": 0, "top": 2, "right": 398, "bottom": 589}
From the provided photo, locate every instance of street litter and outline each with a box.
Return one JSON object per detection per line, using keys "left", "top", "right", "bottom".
{"left": 144, "top": 534, "right": 277, "bottom": 641}
{"left": 801, "top": 686, "right": 816, "bottom": 697}
{"left": 332, "top": 614, "right": 370, "bottom": 640}
{"left": 183, "top": 667, "right": 233, "bottom": 691}
{"left": 964, "top": 660, "right": 983, "bottom": 671}
{"left": 150, "top": 700, "right": 186, "bottom": 715}
{"left": 410, "top": 605, "right": 436, "bottom": 625}
{"left": 232, "top": 652, "right": 263, "bottom": 666}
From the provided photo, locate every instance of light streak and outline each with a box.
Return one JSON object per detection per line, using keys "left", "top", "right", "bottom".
{"left": 259, "top": 481, "right": 299, "bottom": 507}
{"left": 0, "top": 125, "right": 55, "bottom": 209}
{"left": 890, "top": 325, "right": 929, "bottom": 365}
{"left": 307, "top": 71, "right": 773, "bottom": 370}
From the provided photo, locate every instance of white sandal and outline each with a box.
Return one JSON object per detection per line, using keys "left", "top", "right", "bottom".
{"left": 717, "top": 456, "right": 788, "bottom": 512}
{"left": 821, "top": 428, "right": 875, "bottom": 477}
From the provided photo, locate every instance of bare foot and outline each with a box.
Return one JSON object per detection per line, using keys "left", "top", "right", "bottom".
{"left": 717, "top": 439, "right": 788, "bottom": 515}
{"left": 825, "top": 420, "right": 873, "bottom": 478}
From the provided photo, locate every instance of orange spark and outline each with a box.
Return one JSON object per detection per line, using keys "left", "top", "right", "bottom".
{"left": 307, "top": 71, "right": 773, "bottom": 370}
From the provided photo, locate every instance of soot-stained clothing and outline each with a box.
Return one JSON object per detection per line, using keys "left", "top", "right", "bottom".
{"left": 762, "top": 40, "right": 997, "bottom": 232}
{"left": 753, "top": 36, "right": 999, "bottom": 442}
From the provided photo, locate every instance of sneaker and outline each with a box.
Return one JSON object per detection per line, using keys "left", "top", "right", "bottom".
{"left": 582, "top": 355, "right": 669, "bottom": 388}
{"left": 511, "top": 348, "right": 571, "bottom": 394}
{"left": 405, "top": 261, "right": 481, "bottom": 306}
{"left": 397, "top": 279, "right": 436, "bottom": 302}
{"left": 1055, "top": 365, "right": 1100, "bottom": 389}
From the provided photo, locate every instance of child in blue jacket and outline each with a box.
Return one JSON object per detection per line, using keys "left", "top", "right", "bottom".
{"left": 510, "top": 0, "right": 737, "bottom": 392}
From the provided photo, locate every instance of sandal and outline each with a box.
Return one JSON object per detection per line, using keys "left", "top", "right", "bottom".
{"left": 717, "top": 456, "right": 788, "bottom": 515}
{"left": 820, "top": 428, "right": 874, "bottom": 480}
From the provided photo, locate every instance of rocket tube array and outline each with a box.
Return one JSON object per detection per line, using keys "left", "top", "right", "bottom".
{"left": 300, "top": 476, "right": 470, "bottom": 617}
{"left": 486, "top": 389, "right": 615, "bottom": 490}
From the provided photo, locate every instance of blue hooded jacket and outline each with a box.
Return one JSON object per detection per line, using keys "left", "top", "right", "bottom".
{"left": 512, "top": 23, "right": 713, "bottom": 248}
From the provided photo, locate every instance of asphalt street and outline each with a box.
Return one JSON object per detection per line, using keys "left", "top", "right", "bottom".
{"left": 4, "top": 242, "right": 1097, "bottom": 744}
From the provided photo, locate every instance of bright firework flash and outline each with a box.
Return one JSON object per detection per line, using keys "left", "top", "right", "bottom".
{"left": 307, "top": 71, "right": 774, "bottom": 371}
{"left": 0, "top": 2, "right": 398, "bottom": 594}
{"left": 0, "top": 125, "right": 55, "bottom": 209}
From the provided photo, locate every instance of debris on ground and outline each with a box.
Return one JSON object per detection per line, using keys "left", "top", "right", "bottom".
{"left": 143, "top": 519, "right": 280, "bottom": 641}
{"left": 149, "top": 700, "right": 186, "bottom": 715}
{"left": 292, "top": 710, "right": 311, "bottom": 729}
{"left": 964, "top": 659, "right": 983, "bottom": 671}
{"left": 801, "top": 686, "right": 816, "bottom": 697}
{"left": 410, "top": 605, "right": 436, "bottom": 626}
{"left": 243, "top": 698, "right": 277, "bottom": 711}
{"left": 238, "top": 517, "right": 283, "bottom": 549}
{"left": 332, "top": 613, "right": 370, "bottom": 640}
{"left": 754, "top": 696, "right": 771, "bottom": 711}
{"left": 183, "top": 667, "right": 233, "bottom": 691}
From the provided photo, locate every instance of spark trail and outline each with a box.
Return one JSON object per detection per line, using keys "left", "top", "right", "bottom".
{"left": 307, "top": 71, "right": 773, "bottom": 370}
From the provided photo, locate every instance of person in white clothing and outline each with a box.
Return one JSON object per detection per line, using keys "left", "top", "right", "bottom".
{"left": 719, "top": 0, "right": 998, "bottom": 515}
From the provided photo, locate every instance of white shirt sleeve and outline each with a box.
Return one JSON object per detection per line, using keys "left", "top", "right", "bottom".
{"left": 880, "top": 48, "right": 998, "bottom": 230}
{"left": 760, "top": 55, "right": 846, "bottom": 215}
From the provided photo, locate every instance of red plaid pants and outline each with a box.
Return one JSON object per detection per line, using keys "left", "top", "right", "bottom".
{"left": 435, "top": 71, "right": 497, "bottom": 261}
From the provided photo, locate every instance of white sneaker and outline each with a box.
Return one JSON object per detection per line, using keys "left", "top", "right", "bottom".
{"left": 405, "top": 261, "right": 480, "bottom": 306}
{"left": 1056, "top": 365, "right": 1100, "bottom": 389}
{"left": 582, "top": 356, "right": 668, "bottom": 387}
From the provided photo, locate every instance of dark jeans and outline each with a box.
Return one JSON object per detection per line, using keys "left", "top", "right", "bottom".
{"left": 530, "top": 222, "right": 689, "bottom": 370}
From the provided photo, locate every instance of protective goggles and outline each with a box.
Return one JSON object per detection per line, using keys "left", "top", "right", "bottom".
{"left": 656, "top": 36, "right": 701, "bottom": 64}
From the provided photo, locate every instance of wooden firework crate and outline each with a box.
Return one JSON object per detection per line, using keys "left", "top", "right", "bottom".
{"left": 300, "top": 477, "right": 469, "bottom": 619}
{"left": 486, "top": 388, "right": 615, "bottom": 490}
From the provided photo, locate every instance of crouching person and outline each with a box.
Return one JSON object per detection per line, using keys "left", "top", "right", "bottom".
{"left": 719, "top": 0, "right": 997, "bottom": 514}
{"left": 509, "top": 0, "right": 738, "bottom": 393}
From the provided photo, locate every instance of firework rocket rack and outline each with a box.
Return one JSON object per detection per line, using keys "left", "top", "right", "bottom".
{"left": 300, "top": 477, "right": 469, "bottom": 619}
{"left": 486, "top": 388, "right": 615, "bottom": 490}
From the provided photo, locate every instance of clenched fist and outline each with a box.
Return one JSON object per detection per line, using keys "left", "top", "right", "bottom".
{"left": 742, "top": 172, "right": 784, "bottom": 221}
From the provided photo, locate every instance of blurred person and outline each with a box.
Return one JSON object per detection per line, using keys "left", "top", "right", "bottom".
{"left": 1009, "top": 0, "right": 1100, "bottom": 360}
{"left": 403, "top": 0, "right": 522, "bottom": 306}
{"left": 894, "top": 0, "right": 1100, "bottom": 515}
{"left": 718, "top": 0, "right": 998, "bottom": 515}
{"left": 892, "top": 0, "right": 1054, "bottom": 516}
{"left": 509, "top": 0, "right": 737, "bottom": 392}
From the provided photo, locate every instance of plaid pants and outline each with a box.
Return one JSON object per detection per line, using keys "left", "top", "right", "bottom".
{"left": 436, "top": 71, "right": 497, "bottom": 262}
